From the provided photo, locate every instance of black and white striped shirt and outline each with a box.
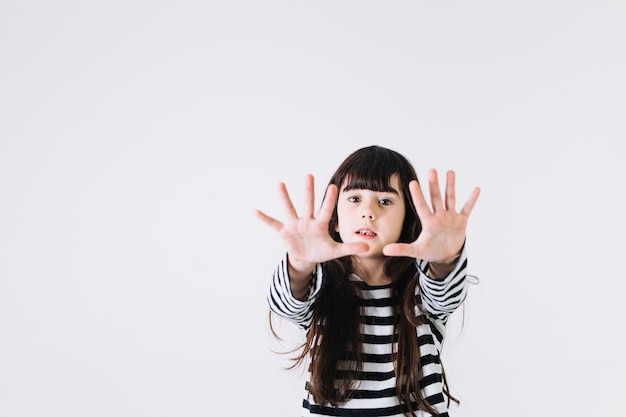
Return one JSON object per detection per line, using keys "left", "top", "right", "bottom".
{"left": 267, "top": 247, "right": 468, "bottom": 417}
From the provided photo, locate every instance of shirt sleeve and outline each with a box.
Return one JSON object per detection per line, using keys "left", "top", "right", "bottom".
{"left": 415, "top": 243, "right": 468, "bottom": 327}
{"left": 266, "top": 254, "right": 324, "bottom": 331}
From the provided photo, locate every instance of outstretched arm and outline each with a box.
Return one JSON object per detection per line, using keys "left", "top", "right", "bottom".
{"left": 383, "top": 169, "right": 480, "bottom": 279}
{"left": 255, "top": 174, "right": 369, "bottom": 298}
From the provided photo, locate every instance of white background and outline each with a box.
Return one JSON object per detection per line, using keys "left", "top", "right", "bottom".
{"left": 1, "top": 1, "right": 625, "bottom": 416}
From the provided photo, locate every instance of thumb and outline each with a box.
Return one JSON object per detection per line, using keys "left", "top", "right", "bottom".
{"left": 382, "top": 243, "right": 417, "bottom": 258}
{"left": 335, "top": 242, "right": 370, "bottom": 258}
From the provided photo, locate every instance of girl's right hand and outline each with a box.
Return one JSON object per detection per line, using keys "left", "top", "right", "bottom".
{"left": 254, "top": 174, "right": 369, "bottom": 279}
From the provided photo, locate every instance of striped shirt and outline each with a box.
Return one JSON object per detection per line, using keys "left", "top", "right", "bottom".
{"left": 267, "top": 247, "right": 468, "bottom": 417}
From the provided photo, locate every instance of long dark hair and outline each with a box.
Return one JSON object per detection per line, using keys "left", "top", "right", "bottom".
{"left": 274, "top": 146, "right": 457, "bottom": 416}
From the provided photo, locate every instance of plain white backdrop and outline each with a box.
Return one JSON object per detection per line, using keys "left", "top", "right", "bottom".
{"left": 1, "top": 1, "right": 624, "bottom": 416}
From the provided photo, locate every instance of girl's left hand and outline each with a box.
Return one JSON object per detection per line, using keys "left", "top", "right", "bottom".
{"left": 383, "top": 169, "right": 480, "bottom": 264}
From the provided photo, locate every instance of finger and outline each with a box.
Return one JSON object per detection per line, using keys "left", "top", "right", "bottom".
{"left": 445, "top": 170, "right": 456, "bottom": 211}
{"left": 382, "top": 242, "right": 416, "bottom": 258}
{"left": 302, "top": 174, "right": 315, "bottom": 219}
{"left": 277, "top": 182, "right": 299, "bottom": 220}
{"left": 318, "top": 184, "right": 338, "bottom": 223}
{"left": 428, "top": 169, "right": 444, "bottom": 212}
{"left": 460, "top": 186, "right": 481, "bottom": 217}
{"left": 334, "top": 242, "right": 370, "bottom": 258}
{"left": 253, "top": 209, "right": 285, "bottom": 232}
{"left": 409, "top": 180, "right": 432, "bottom": 219}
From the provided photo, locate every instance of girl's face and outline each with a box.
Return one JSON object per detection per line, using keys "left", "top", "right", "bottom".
{"left": 334, "top": 174, "right": 406, "bottom": 258}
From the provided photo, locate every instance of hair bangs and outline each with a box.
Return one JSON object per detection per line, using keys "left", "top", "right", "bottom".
{"left": 341, "top": 173, "right": 398, "bottom": 193}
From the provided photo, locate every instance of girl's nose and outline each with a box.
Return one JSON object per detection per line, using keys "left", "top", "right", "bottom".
{"left": 362, "top": 200, "right": 376, "bottom": 220}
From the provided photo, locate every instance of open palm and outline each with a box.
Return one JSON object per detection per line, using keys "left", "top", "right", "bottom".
{"left": 255, "top": 174, "right": 369, "bottom": 273}
{"left": 383, "top": 169, "right": 480, "bottom": 264}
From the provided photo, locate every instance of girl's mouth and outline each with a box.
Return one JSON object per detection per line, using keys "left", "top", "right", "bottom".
{"left": 357, "top": 229, "right": 377, "bottom": 236}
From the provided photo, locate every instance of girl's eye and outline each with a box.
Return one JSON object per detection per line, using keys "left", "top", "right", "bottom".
{"left": 348, "top": 196, "right": 361, "bottom": 203}
{"left": 379, "top": 199, "right": 392, "bottom": 206}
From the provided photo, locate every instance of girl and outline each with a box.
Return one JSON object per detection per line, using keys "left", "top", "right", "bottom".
{"left": 255, "top": 145, "right": 480, "bottom": 417}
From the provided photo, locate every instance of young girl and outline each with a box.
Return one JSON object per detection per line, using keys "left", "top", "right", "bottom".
{"left": 255, "top": 145, "right": 480, "bottom": 417}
